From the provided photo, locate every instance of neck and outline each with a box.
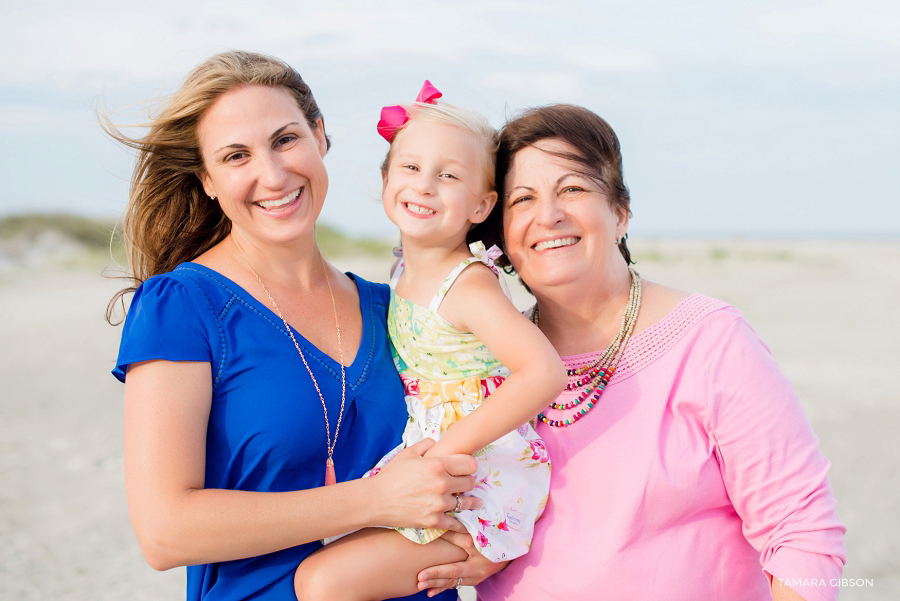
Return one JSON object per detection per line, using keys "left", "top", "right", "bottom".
{"left": 230, "top": 230, "right": 324, "bottom": 290}
{"left": 399, "top": 234, "right": 469, "bottom": 275}
{"left": 533, "top": 264, "right": 633, "bottom": 356}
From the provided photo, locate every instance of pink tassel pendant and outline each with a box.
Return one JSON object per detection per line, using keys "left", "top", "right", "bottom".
{"left": 325, "top": 457, "right": 336, "bottom": 486}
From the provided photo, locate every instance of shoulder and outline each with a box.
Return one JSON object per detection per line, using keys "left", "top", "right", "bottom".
{"left": 636, "top": 278, "right": 738, "bottom": 338}
{"left": 347, "top": 273, "right": 387, "bottom": 300}
{"left": 129, "top": 263, "right": 237, "bottom": 325}
{"left": 458, "top": 260, "right": 501, "bottom": 286}
{"left": 617, "top": 291, "right": 738, "bottom": 376}
{"left": 134, "top": 266, "right": 204, "bottom": 306}
{"left": 347, "top": 273, "right": 391, "bottom": 316}
{"left": 440, "top": 262, "right": 515, "bottom": 331}
{"left": 446, "top": 261, "right": 505, "bottom": 307}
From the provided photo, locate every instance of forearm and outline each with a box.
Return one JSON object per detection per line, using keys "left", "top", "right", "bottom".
{"left": 132, "top": 477, "right": 380, "bottom": 570}
{"left": 426, "top": 366, "right": 564, "bottom": 456}
{"left": 771, "top": 578, "right": 806, "bottom": 601}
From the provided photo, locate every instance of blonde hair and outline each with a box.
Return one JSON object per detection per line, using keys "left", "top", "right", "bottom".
{"left": 381, "top": 102, "right": 498, "bottom": 193}
{"left": 104, "top": 50, "right": 329, "bottom": 323}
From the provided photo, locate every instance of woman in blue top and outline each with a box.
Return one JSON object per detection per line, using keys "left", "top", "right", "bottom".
{"left": 107, "top": 51, "right": 480, "bottom": 601}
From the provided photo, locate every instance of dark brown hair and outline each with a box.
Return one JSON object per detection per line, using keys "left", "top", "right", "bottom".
{"left": 104, "top": 51, "right": 329, "bottom": 323}
{"left": 470, "top": 103, "right": 632, "bottom": 266}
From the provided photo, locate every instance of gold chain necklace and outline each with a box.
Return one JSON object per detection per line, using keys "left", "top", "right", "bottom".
{"left": 231, "top": 238, "right": 346, "bottom": 485}
{"left": 531, "top": 267, "right": 641, "bottom": 427}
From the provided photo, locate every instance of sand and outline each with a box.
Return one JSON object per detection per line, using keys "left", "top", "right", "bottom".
{"left": 1, "top": 238, "right": 897, "bottom": 600}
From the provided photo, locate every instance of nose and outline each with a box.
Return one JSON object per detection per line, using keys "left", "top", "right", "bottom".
{"left": 257, "top": 151, "right": 288, "bottom": 191}
{"left": 412, "top": 174, "right": 435, "bottom": 196}
{"left": 534, "top": 195, "right": 565, "bottom": 227}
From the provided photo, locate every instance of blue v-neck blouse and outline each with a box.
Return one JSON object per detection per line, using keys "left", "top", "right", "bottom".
{"left": 113, "top": 263, "right": 454, "bottom": 601}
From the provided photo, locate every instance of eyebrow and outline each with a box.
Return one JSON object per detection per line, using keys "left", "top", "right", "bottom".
{"left": 504, "top": 173, "right": 585, "bottom": 199}
{"left": 213, "top": 122, "right": 301, "bottom": 154}
{"left": 393, "top": 153, "right": 468, "bottom": 167}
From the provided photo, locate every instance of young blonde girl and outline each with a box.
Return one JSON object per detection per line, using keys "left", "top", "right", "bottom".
{"left": 293, "top": 82, "right": 565, "bottom": 601}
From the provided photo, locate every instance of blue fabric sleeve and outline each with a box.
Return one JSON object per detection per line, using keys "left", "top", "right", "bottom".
{"left": 112, "top": 274, "right": 215, "bottom": 382}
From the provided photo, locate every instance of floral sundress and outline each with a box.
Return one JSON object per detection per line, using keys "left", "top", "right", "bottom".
{"left": 371, "top": 241, "right": 551, "bottom": 562}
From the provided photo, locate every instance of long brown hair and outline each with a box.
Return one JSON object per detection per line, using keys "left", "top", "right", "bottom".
{"left": 471, "top": 104, "right": 632, "bottom": 269}
{"left": 104, "top": 51, "right": 329, "bottom": 323}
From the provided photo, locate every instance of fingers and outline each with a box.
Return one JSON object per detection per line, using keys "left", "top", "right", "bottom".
{"left": 439, "top": 530, "right": 476, "bottom": 552}
{"left": 454, "top": 493, "right": 482, "bottom": 511}
{"left": 403, "top": 437, "right": 436, "bottom": 457}
{"left": 440, "top": 453, "right": 478, "bottom": 477}
{"left": 417, "top": 562, "right": 464, "bottom": 595}
{"left": 442, "top": 517, "right": 468, "bottom": 534}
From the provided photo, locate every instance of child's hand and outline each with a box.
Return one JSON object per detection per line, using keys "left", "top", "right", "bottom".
{"left": 371, "top": 438, "right": 481, "bottom": 531}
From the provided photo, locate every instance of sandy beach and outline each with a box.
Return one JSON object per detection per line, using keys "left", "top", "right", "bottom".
{"left": 1, "top": 237, "right": 897, "bottom": 600}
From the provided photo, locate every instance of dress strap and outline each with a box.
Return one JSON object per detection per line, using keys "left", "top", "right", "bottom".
{"left": 428, "top": 241, "right": 511, "bottom": 312}
{"left": 389, "top": 246, "right": 404, "bottom": 289}
{"left": 428, "top": 256, "right": 480, "bottom": 312}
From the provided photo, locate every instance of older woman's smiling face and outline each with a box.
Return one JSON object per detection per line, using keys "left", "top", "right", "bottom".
{"left": 502, "top": 139, "right": 628, "bottom": 292}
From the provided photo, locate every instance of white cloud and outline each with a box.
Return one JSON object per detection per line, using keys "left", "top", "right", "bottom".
{"left": 0, "top": 0, "right": 550, "bottom": 88}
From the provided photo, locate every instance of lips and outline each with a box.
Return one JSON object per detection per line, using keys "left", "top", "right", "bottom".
{"left": 403, "top": 202, "right": 436, "bottom": 216}
{"left": 532, "top": 236, "right": 580, "bottom": 252}
{"left": 255, "top": 187, "right": 301, "bottom": 210}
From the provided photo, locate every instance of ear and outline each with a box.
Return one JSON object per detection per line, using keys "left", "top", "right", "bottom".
{"left": 614, "top": 204, "right": 629, "bottom": 240}
{"left": 197, "top": 170, "right": 215, "bottom": 200}
{"left": 469, "top": 190, "right": 498, "bottom": 225}
{"left": 313, "top": 118, "right": 328, "bottom": 158}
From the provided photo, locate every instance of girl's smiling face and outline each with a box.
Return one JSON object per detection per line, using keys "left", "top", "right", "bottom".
{"left": 197, "top": 84, "right": 329, "bottom": 247}
{"left": 382, "top": 120, "right": 496, "bottom": 248}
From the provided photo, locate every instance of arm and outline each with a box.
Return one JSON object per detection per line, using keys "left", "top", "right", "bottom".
{"left": 123, "top": 359, "right": 479, "bottom": 571}
{"left": 772, "top": 579, "right": 807, "bottom": 601}
{"left": 707, "top": 316, "right": 845, "bottom": 601}
{"left": 425, "top": 265, "right": 566, "bottom": 457}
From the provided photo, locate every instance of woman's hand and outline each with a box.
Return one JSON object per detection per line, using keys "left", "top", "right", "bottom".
{"left": 371, "top": 438, "right": 481, "bottom": 532}
{"left": 417, "top": 531, "right": 509, "bottom": 596}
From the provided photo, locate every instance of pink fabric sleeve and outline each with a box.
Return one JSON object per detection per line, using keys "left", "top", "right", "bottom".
{"left": 706, "top": 317, "right": 846, "bottom": 601}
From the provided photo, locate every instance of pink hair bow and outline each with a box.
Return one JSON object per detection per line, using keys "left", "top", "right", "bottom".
{"left": 377, "top": 80, "right": 443, "bottom": 142}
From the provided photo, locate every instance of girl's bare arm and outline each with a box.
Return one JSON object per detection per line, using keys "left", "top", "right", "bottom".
{"left": 425, "top": 265, "right": 565, "bottom": 457}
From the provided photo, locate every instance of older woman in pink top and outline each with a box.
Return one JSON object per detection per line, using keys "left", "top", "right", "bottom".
{"left": 416, "top": 105, "right": 845, "bottom": 600}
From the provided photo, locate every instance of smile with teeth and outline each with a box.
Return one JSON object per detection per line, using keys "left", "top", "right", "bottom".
{"left": 404, "top": 202, "right": 436, "bottom": 215}
{"left": 533, "top": 237, "right": 580, "bottom": 252}
{"left": 256, "top": 187, "right": 301, "bottom": 209}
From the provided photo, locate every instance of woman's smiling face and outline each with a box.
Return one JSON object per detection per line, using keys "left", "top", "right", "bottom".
{"left": 197, "top": 84, "right": 329, "bottom": 247}
{"left": 502, "top": 138, "right": 628, "bottom": 292}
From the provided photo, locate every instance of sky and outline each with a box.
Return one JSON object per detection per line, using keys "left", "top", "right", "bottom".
{"left": 1, "top": 0, "right": 897, "bottom": 237}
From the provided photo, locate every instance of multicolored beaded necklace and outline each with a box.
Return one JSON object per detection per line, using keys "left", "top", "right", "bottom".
{"left": 532, "top": 268, "right": 641, "bottom": 427}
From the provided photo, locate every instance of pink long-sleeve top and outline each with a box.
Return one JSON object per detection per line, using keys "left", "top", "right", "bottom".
{"left": 478, "top": 294, "right": 845, "bottom": 601}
